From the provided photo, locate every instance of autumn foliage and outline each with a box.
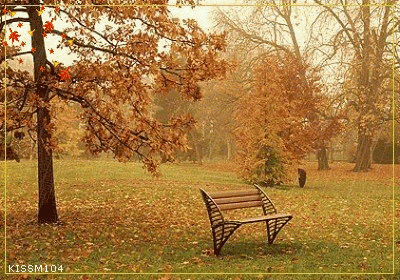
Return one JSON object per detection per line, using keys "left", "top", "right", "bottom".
{"left": 1, "top": 0, "right": 227, "bottom": 223}
{"left": 234, "top": 54, "right": 342, "bottom": 184}
{"left": 1, "top": 1, "right": 227, "bottom": 173}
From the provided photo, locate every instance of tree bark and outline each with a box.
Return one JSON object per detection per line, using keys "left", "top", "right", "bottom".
{"left": 353, "top": 131, "right": 372, "bottom": 171}
{"left": 27, "top": 1, "right": 58, "bottom": 224}
{"left": 353, "top": 0, "right": 373, "bottom": 172}
{"left": 317, "top": 146, "right": 330, "bottom": 170}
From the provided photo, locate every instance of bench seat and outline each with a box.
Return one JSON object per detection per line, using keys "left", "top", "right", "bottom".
{"left": 235, "top": 213, "right": 292, "bottom": 224}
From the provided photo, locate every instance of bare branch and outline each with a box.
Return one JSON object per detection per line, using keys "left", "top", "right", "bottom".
{"left": 314, "top": 0, "right": 361, "bottom": 56}
{"left": 0, "top": 17, "right": 30, "bottom": 31}
{"left": 0, "top": 51, "right": 32, "bottom": 64}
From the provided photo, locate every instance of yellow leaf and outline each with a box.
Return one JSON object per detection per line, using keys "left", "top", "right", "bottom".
{"left": 28, "top": 29, "right": 35, "bottom": 36}
{"left": 36, "top": 10, "right": 43, "bottom": 16}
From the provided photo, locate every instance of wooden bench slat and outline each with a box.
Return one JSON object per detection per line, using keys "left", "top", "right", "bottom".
{"left": 218, "top": 200, "right": 263, "bottom": 211}
{"left": 209, "top": 189, "right": 259, "bottom": 199}
{"left": 213, "top": 194, "right": 261, "bottom": 205}
{"left": 233, "top": 213, "right": 292, "bottom": 224}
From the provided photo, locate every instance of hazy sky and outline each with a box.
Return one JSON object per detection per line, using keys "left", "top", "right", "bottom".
{"left": 170, "top": 5, "right": 216, "bottom": 32}
{"left": 5, "top": 1, "right": 379, "bottom": 71}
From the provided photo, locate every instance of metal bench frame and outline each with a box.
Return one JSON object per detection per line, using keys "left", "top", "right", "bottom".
{"left": 200, "top": 184, "right": 292, "bottom": 256}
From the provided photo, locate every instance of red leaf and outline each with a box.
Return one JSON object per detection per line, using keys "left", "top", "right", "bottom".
{"left": 44, "top": 20, "right": 54, "bottom": 33}
{"left": 49, "top": 48, "right": 54, "bottom": 54}
{"left": 18, "top": 58, "right": 23, "bottom": 64}
{"left": 17, "top": 22, "right": 23, "bottom": 28}
{"left": 9, "top": 29, "right": 20, "bottom": 43}
{"left": 31, "top": 47, "right": 36, "bottom": 53}
{"left": 39, "top": 66, "right": 46, "bottom": 72}
{"left": 59, "top": 68, "right": 71, "bottom": 81}
{"left": 21, "top": 42, "right": 25, "bottom": 47}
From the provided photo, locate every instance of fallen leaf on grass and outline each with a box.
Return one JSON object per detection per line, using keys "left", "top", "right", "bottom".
{"left": 201, "top": 248, "right": 214, "bottom": 256}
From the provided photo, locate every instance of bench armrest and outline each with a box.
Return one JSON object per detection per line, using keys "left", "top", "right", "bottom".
{"left": 200, "top": 188, "right": 225, "bottom": 229}
{"left": 254, "top": 184, "right": 278, "bottom": 215}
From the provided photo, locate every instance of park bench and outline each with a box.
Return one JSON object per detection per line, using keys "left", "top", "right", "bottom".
{"left": 200, "top": 184, "right": 292, "bottom": 256}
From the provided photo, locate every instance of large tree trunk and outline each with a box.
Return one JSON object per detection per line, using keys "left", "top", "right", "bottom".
{"left": 37, "top": 103, "right": 58, "bottom": 223}
{"left": 317, "top": 146, "right": 330, "bottom": 170}
{"left": 353, "top": 131, "right": 372, "bottom": 171}
{"left": 28, "top": 1, "right": 58, "bottom": 224}
{"left": 353, "top": 0, "right": 373, "bottom": 172}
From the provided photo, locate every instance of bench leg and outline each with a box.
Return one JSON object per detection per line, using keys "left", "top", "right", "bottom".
{"left": 212, "top": 222, "right": 241, "bottom": 256}
{"left": 265, "top": 216, "right": 292, "bottom": 244}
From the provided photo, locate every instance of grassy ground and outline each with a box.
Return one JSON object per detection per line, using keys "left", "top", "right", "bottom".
{"left": 0, "top": 159, "right": 399, "bottom": 279}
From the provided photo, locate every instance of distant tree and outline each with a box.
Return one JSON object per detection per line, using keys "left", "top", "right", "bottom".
{"left": 0, "top": 132, "right": 20, "bottom": 162}
{"left": 152, "top": 83, "right": 202, "bottom": 163}
{"left": 196, "top": 73, "right": 238, "bottom": 161}
{"left": 1, "top": 0, "right": 226, "bottom": 223}
{"left": 216, "top": 2, "right": 346, "bottom": 170}
{"left": 234, "top": 53, "right": 340, "bottom": 184}
{"left": 372, "top": 121, "right": 400, "bottom": 164}
{"left": 314, "top": 0, "right": 398, "bottom": 171}
{"left": 52, "top": 103, "right": 88, "bottom": 158}
{"left": 154, "top": 54, "right": 237, "bottom": 163}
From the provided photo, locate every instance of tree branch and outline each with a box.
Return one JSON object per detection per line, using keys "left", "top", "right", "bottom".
{"left": 314, "top": 0, "right": 361, "bottom": 56}
{"left": 58, "top": 8, "right": 116, "bottom": 48}
{"left": 0, "top": 51, "right": 32, "bottom": 64}
{"left": 0, "top": 17, "right": 30, "bottom": 31}
{"left": 51, "top": 29, "right": 144, "bottom": 66}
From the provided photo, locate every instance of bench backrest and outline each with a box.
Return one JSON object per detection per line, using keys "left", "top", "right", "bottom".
{"left": 208, "top": 189, "right": 263, "bottom": 211}
{"left": 200, "top": 185, "right": 277, "bottom": 225}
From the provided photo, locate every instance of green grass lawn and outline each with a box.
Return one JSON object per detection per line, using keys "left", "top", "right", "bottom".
{"left": 1, "top": 159, "right": 399, "bottom": 279}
